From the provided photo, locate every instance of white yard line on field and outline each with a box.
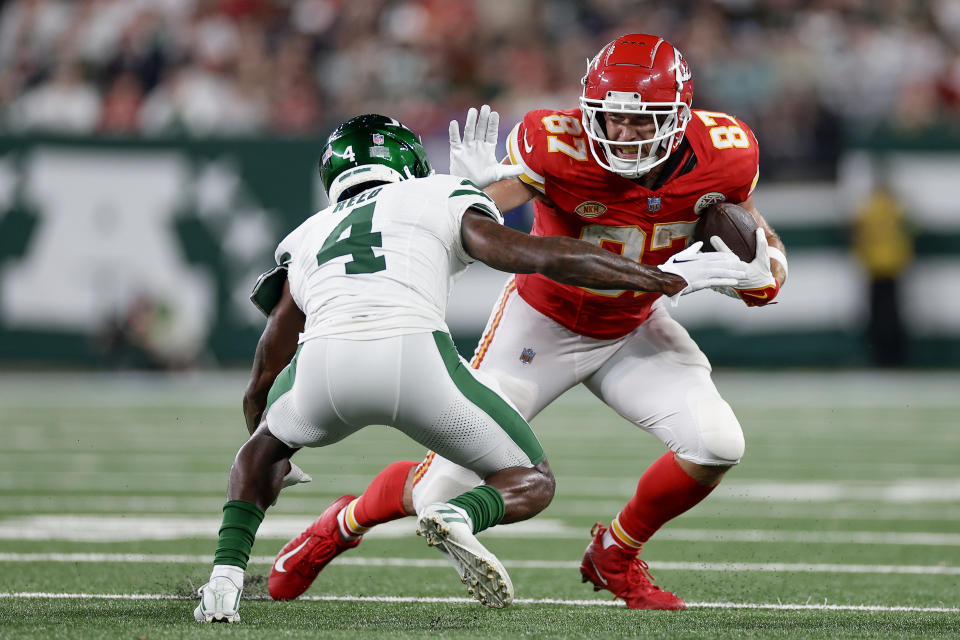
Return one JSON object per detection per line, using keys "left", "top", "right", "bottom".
{"left": 2, "top": 515, "right": 960, "bottom": 546}
{"left": 0, "top": 553, "right": 957, "bottom": 576}
{"left": 7, "top": 497, "right": 960, "bottom": 522}
{"left": 4, "top": 477, "right": 960, "bottom": 503}
{"left": 0, "top": 591, "right": 956, "bottom": 613}
{"left": 0, "top": 515, "right": 571, "bottom": 541}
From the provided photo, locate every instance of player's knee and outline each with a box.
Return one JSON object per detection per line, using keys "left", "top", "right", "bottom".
{"left": 494, "top": 460, "right": 555, "bottom": 522}
{"left": 525, "top": 461, "right": 556, "bottom": 512}
{"left": 696, "top": 395, "right": 745, "bottom": 464}
{"left": 236, "top": 430, "right": 287, "bottom": 465}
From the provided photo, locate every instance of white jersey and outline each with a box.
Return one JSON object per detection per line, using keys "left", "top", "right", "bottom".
{"left": 276, "top": 174, "right": 502, "bottom": 341}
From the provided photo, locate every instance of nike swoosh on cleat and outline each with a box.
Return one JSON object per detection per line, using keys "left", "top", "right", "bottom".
{"left": 274, "top": 537, "right": 311, "bottom": 573}
{"left": 588, "top": 555, "right": 608, "bottom": 586}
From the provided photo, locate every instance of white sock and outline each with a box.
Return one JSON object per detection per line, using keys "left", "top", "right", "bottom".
{"left": 601, "top": 528, "right": 618, "bottom": 549}
{"left": 211, "top": 564, "right": 244, "bottom": 585}
{"left": 336, "top": 501, "right": 366, "bottom": 541}
{"left": 602, "top": 516, "right": 643, "bottom": 551}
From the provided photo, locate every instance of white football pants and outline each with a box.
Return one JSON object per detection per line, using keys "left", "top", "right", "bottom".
{"left": 411, "top": 280, "right": 744, "bottom": 512}
{"left": 264, "top": 330, "right": 544, "bottom": 479}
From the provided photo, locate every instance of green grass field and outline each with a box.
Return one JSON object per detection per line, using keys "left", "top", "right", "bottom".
{"left": 1, "top": 370, "right": 958, "bottom": 639}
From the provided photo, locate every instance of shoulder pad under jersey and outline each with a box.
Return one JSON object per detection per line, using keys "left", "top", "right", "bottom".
{"left": 505, "top": 108, "right": 589, "bottom": 193}
{"left": 687, "top": 110, "right": 761, "bottom": 201}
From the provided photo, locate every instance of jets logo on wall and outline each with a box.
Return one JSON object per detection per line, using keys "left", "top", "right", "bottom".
{"left": 694, "top": 192, "right": 726, "bottom": 214}
{"left": 575, "top": 201, "right": 607, "bottom": 218}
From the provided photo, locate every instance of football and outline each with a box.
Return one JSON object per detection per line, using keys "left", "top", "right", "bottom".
{"left": 692, "top": 202, "right": 758, "bottom": 261}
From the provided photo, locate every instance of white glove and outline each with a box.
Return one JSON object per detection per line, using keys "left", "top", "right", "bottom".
{"left": 710, "top": 228, "right": 781, "bottom": 306}
{"left": 657, "top": 240, "right": 747, "bottom": 305}
{"left": 449, "top": 104, "right": 523, "bottom": 188}
{"left": 281, "top": 460, "right": 312, "bottom": 488}
{"left": 272, "top": 460, "right": 312, "bottom": 506}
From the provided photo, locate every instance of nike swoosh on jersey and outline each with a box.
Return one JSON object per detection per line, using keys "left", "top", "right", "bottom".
{"left": 274, "top": 537, "right": 312, "bottom": 573}
{"left": 523, "top": 129, "right": 534, "bottom": 154}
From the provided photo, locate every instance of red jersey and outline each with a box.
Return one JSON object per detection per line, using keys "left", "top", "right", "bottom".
{"left": 505, "top": 107, "right": 760, "bottom": 339}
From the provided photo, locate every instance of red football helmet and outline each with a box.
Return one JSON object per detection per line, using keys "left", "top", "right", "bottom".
{"left": 579, "top": 34, "right": 694, "bottom": 178}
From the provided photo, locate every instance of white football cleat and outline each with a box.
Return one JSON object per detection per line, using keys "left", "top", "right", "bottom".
{"left": 193, "top": 575, "right": 242, "bottom": 623}
{"left": 417, "top": 503, "right": 514, "bottom": 608}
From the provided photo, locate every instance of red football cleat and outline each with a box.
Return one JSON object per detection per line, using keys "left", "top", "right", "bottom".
{"left": 579, "top": 522, "right": 686, "bottom": 610}
{"left": 268, "top": 495, "right": 361, "bottom": 600}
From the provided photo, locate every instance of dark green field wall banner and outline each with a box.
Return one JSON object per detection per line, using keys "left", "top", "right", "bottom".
{"left": 0, "top": 135, "right": 957, "bottom": 368}
{"left": 0, "top": 134, "right": 325, "bottom": 366}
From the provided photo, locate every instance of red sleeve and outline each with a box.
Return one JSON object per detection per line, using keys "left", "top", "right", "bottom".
{"left": 504, "top": 109, "right": 553, "bottom": 193}
{"left": 505, "top": 108, "right": 591, "bottom": 194}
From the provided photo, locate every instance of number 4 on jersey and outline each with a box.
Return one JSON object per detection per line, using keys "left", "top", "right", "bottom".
{"left": 316, "top": 202, "right": 386, "bottom": 274}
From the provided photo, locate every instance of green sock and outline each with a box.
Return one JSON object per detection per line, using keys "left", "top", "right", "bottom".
{"left": 213, "top": 500, "right": 265, "bottom": 569}
{"left": 449, "top": 485, "right": 505, "bottom": 534}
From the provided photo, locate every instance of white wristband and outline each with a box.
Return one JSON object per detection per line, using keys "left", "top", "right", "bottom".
{"left": 767, "top": 247, "right": 788, "bottom": 281}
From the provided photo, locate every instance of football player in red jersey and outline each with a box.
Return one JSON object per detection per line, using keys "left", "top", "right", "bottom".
{"left": 269, "top": 34, "right": 787, "bottom": 610}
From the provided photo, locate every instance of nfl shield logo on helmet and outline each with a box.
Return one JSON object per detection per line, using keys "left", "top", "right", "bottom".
{"left": 519, "top": 348, "right": 536, "bottom": 365}
{"left": 372, "top": 133, "right": 385, "bottom": 144}
{"left": 647, "top": 196, "right": 662, "bottom": 212}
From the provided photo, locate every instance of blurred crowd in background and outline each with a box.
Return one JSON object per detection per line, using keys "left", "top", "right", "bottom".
{"left": 1, "top": 0, "right": 959, "bottom": 179}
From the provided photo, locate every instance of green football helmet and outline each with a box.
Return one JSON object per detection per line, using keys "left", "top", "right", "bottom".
{"left": 319, "top": 114, "right": 433, "bottom": 203}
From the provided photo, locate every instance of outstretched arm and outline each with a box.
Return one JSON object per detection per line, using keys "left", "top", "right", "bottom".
{"left": 242, "top": 279, "right": 305, "bottom": 435}
{"left": 484, "top": 174, "right": 540, "bottom": 213}
{"left": 461, "top": 210, "right": 689, "bottom": 295}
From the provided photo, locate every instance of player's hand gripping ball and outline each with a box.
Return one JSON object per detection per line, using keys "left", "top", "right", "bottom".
{"left": 694, "top": 202, "right": 780, "bottom": 306}
{"left": 693, "top": 202, "right": 758, "bottom": 261}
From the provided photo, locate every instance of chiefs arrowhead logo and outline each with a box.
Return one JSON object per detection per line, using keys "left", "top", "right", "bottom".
{"left": 694, "top": 192, "right": 726, "bottom": 214}
{"left": 675, "top": 51, "right": 692, "bottom": 83}
{"left": 575, "top": 201, "right": 607, "bottom": 218}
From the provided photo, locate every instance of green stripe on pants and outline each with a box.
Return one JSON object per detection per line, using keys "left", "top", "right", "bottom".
{"left": 432, "top": 331, "right": 544, "bottom": 465}
{"left": 264, "top": 343, "right": 303, "bottom": 417}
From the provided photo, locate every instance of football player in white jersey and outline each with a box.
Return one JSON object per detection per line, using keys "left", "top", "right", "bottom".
{"left": 194, "top": 114, "right": 745, "bottom": 622}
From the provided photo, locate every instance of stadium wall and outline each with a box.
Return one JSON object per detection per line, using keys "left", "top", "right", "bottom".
{"left": 0, "top": 134, "right": 956, "bottom": 368}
